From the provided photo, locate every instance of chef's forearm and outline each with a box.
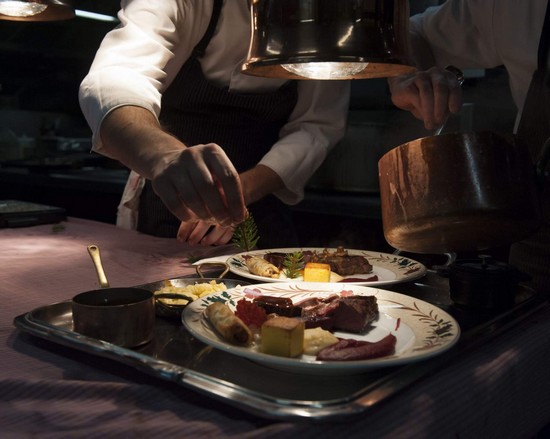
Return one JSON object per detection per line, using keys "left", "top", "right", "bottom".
{"left": 240, "top": 165, "right": 285, "bottom": 205}
{"left": 101, "top": 106, "right": 284, "bottom": 206}
{"left": 99, "top": 105, "right": 185, "bottom": 180}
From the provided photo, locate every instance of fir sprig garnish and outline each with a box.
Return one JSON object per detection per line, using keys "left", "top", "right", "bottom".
{"left": 232, "top": 214, "right": 260, "bottom": 251}
{"left": 283, "top": 251, "right": 304, "bottom": 279}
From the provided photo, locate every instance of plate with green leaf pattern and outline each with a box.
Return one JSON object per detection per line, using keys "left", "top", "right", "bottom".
{"left": 227, "top": 248, "right": 427, "bottom": 286}
{"left": 183, "top": 283, "right": 460, "bottom": 374}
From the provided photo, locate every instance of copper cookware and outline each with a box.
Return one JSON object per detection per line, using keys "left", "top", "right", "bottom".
{"left": 242, "top": 0, "right": 415, "bottom": 79}
{"left": 72, "top": 245, "right": 155, "bottom": 347}
{"left": 378, "top": 132, "right": 543, "bottom": 253}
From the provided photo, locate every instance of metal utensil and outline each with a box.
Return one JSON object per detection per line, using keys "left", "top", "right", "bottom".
{"left": 433, "top": 69, "right": 465, "bottom": 136}
{"left": 87, "top": 244, "right": 109, "bottom": 288}
{"left": 72, "top": 244, "right": 155, "bottom": 347}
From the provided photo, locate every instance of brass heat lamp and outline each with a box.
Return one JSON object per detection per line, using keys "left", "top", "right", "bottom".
{"left": 0, "top": 0, "right": 74, "bottom": 21}
{"left": 242, "top": 0, "right": 415, "bottom": 80}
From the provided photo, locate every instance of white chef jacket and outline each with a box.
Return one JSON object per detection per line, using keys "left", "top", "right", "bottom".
{"left": 79, "top": 0, "right": 350, "bottom": 228}
{"left": 410, "top": 0, "right": 547, "bottom": 130}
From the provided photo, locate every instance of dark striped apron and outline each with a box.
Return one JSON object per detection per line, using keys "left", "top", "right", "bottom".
{"left": 509, "top": 0, "right": 550, "bottom": 295}
{"left": 137, "top": 0, "right": 299, "bottom": 248}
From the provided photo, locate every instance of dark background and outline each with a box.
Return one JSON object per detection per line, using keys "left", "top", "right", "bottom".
{"left": 0, "top": 0, "right": 516, "bottom": 255}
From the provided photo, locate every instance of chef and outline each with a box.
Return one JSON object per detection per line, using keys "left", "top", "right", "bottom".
{"left": 389, "top": 0, "right": 550, "bottom": 294}
{"left": 79, "top": 0, "right": 349, "bottom": 248}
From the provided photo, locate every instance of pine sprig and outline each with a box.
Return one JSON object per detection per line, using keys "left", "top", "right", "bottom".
{"left": 232, "top": 214, "right": 260, "bottom": 251}
{"left": 283, "top": 251, "right": 304, "bottom": 279}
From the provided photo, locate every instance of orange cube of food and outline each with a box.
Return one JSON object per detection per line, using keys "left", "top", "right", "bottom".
{"left": 303, "top": 262, "right": 331, "bottom": 282}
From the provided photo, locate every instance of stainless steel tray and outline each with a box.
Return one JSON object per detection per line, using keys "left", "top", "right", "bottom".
{"left": 13, "top": 274, "right": 547, "bottom": 421}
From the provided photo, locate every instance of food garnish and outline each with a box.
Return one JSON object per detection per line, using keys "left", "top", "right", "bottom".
{"left": 154, "top": 280, "right": 227, "bottom": 305}
{"left": 303, "top": 262, "right": 331, "bottom": 282}
{"left": 303, "top": 327, "right": 339, "bottom": 356}
{"left": 282, "top": 251, "right": 304, "bottom": 279}
{"left": 263, "top": 247, "right": 373, "bottom": 277}
{"left": 245, "top": 256, "right": 280, "bottom": 278}
{"left": 235, "top": 298, "right": 268, "bottom": 329}
{"left": 207, "top": 293, "right": 392, "bottom": 361}
{"left": 232, "top": 213, "right": 259, "bottom": 251}
{"left": 205, "top": 302, "right": 252, "bottom": 345}
{"left": 253, "top": 295, "right": 301, "bottom": 317}
{"left": 316, "top": 334, "right": 396, "bottom": 361}
{"left": 260, "top": 316, "right": 304, "bottom": 358}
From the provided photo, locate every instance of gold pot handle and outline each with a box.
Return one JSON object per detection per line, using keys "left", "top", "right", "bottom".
{"left": 87, "top": 244, "right": 110, "bottom": 288}
{"left": 195, "top": 262, "right": 229, "bottom": 279}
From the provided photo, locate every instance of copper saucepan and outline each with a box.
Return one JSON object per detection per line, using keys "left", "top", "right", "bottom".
{"left": 72, "top": 245, "right": 155, "bottom": 347}
{"left": 378, "top": 131, "right": 544, "bottom": 253}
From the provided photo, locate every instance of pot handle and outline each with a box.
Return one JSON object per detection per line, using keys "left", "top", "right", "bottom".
{"left": 87, "top": 244, "right": 110, "bottom": 288}
{"left": 195, "top": 262, "right": 230, "bottom": 279}
{"left": 392, "top": 248, "right": 456, "bottom": 271}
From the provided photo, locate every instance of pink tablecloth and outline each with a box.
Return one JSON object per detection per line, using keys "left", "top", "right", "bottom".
{"left": 1, "top": 218, "right": 550, "bottom": 438}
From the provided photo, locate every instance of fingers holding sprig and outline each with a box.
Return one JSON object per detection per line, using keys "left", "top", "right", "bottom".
{"left": 177, "top": 220, "right": 234, "bottom": 246}
{"left": 200, "top": 144, "right": 248, "bottom": 226}
{"left": 151, "top": 143, "right": 247, "bottom": 226}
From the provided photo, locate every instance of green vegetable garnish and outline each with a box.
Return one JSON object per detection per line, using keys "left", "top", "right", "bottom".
{"left": 283, "top": 251, "right": 304, "bottom": 279}
{"left": 232, "top": 214, "right": 260, "bottom": 252}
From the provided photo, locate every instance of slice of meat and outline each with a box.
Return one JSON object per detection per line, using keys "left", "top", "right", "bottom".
{"left": 262, "top": 253, "right": 286, "bottom": 269}
{"left": 297, "top": 295, "right": 340, "bottom": 319}
{"left": 300, "top": 314, "right": 335, "bottom": 330}
{"left": 263, "top": 251, "right": 316, "bottom": 269}
{"left": 264, "top": 249, "right": 372, "bottom": 276}
{"left": 316, "top": 334, "right": 397, "bottom": 361}
{"left": 253, "top": 295, "right": 302, "bottom": 317}
{"left": 313, "top": 255, "right": 373, "bottom": 276}
{"left": 332, "top": 295, "right": 378, "bottom": 333}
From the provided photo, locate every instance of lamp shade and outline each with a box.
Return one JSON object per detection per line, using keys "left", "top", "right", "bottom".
{"left": 242, "top": 0, "right": 416, "bottom": 80}
{"left": 0, "top": 0, "right": 75, "bottom": 21}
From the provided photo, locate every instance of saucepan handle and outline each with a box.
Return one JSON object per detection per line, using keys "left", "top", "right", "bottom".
{"left": 392, "top": 248, "right": 456, "bottom": 272}
{"left": 195, "top": 262, "right": 230, "bottom": 279}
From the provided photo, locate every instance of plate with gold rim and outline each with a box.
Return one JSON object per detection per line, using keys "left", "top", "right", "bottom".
{"left": 182, "top": 283, "right": 460, "bottom": 374}
{"left": 226, "top": 248, "right": 427, "bottom": 286}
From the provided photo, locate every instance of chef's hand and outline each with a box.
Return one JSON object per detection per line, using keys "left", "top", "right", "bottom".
{"left": 175, "top": 164, "right": 284, "bottom": 246}
{"left": 177, "top": 221, "right": 234, "bottom": 246}
{"left": 100, "top": 106, "right": 248, "bottom": 227}
{"left": 388, "top": 66, "right": 463, "bottom": 130}
{"left": 149, "top": 143, "right": 247, "bottom": 228}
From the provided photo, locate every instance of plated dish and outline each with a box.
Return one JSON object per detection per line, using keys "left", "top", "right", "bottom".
{"left": 227, "top": 248, "right": 427, "bottom": 286}
{"left": 182, "top": 283, "right": 460, "bottom": 374}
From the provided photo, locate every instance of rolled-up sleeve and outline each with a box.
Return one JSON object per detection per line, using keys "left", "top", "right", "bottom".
{"left": 260, "top": 80, "right": 350, "bottom": 205}
{"left": 78, "top": 1, "right": 205, "bottom": 154}
{"left": 79, "top": 0, "right": 350, "bottom": 206}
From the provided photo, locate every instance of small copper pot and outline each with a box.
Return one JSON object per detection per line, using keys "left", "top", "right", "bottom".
{"left": 72, "top": 287, "right": 155, "bottom": 348}
{"left": 72, "top": 244, "right": 155, "bottom": 347}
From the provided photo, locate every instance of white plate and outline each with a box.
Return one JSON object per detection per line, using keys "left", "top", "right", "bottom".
{"left": 227, "top": 248, "right": 427, "bottom": 286}
{"left": 182, "top": 283, "right": 460, "bottom": 374}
